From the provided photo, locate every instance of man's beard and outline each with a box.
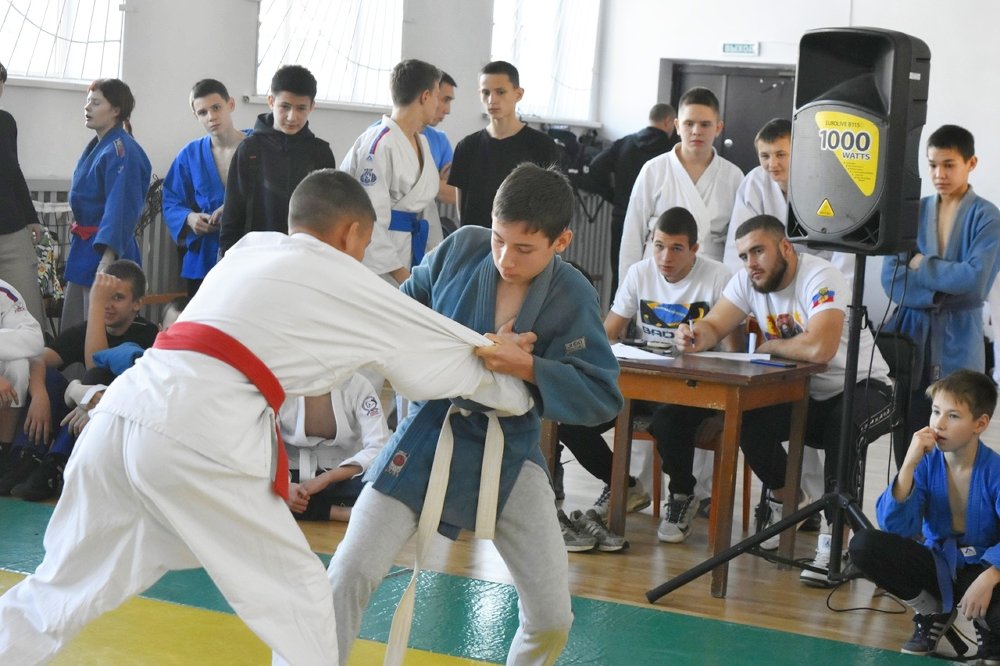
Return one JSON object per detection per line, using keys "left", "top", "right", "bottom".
{"left": 752, "top": 254, "right": 788, "bottom": 293}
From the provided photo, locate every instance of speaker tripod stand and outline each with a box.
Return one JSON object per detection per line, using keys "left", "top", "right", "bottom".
{"left": 646, "top": 253, "right": 881, "bottom": 602}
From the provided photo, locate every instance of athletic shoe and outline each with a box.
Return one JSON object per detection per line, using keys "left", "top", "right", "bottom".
{"left": 976, "top": 623, "right": 1000, "bottom": 665}
{"left": 571, "top": 509, "right": 626, "bottom": 552}
{"left": 657, "top": 493, "right": 697, "bottom": 543}
{"left": 592, "top": 478, "right": 652, "bottom": 518}
{"left": 11, "top": 455, "right": 64, "bottom": 502}
{"left": 799, "top": 533, "right": 847, "bottom": 587}
{"left": 696, "top": 496, "right": 712, "bottom": 519}
{"left": 901, "top": 610, "right": 957, "bottom": 655}
{"left": 758, "top": 492, "right": 811, "bottom": 551}
{"left": 558, "top": 509, "right": 596, "bottom": 552}
{"left": 0, "top": 449, "right": 40, "bottom": 496}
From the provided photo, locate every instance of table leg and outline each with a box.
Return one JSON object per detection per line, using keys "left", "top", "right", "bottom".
{"left": 710, "top": 390, "right": 741, "bottom": 598}
{"left": 608, "top": 398, "right": 633, "bottom": 537}
{"left": 777, "top": 392, "right": 809, "bottom": 565}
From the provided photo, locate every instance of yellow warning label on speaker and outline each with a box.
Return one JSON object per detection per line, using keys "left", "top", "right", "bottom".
{"left": 814, "top": 111, "right": 879, "bottom": 196}
{"left": 817, "top": 199, "right": 835, "bottom": 217}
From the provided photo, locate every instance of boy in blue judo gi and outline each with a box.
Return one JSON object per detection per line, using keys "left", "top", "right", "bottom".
{"left": 163, "top": 78, "right": 249, "bottom": 296}
{"left": 850, "top": 370, "right": 1000, "bottom": 661}
{"left": 882, "top": 125, "right": 1000, "bottom": 464}
{"left": 328, "top": 163, "right": 623, "bottom": 666}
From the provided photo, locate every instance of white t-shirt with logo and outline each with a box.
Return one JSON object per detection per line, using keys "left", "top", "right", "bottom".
{"left": 612, "top": 254, "right": 732, "bottom": 345}
{"left": 722, "top": 252, "right": 890, "bottom": 401}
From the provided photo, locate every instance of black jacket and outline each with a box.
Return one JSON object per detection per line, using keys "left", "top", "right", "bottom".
{"left": 219, "top": 113, "right": 336, "bottom": 254}
{"left": 581, "top": 126, "right": 678, "bottom": 219}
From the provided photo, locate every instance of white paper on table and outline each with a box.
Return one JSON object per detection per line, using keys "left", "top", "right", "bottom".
{"left": 691, "top": 351, "right": 771, "bottom": 362}
{"left": 612, "top": 343, "right": 676, "bottom": 361}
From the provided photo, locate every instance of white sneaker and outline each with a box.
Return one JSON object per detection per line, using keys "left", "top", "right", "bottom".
{"left": 800, "top": 533, "right": 853, "bottom": 587}
{"left": 758, "top": 491, "right": 811, "bottom": 551}
{"left": 592, "top": 479, "right": 652, "bottom": 518}
{"left": 657, "top": 493, "right": 697, "bottom": 543}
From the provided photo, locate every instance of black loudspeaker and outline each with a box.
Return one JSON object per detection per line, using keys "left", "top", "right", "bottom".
{"left": 786, "top": 28, "right": 930, "bottom": 255}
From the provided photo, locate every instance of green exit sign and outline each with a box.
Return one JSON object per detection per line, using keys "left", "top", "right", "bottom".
{"left": 722, "top": 42, "right": 759, "bottom": 56}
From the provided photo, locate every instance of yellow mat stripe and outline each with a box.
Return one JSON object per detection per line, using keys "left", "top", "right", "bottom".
{"left": 1, "top": 571, "right": 487, "bottom": 665}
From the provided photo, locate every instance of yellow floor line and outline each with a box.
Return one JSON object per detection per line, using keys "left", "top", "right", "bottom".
{"left": 1, "top": 571, "right": 488, "bottom": 665}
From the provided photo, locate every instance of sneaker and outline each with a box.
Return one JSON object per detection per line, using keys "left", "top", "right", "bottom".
{"left": 571, "top": 509, "right": 626, "bottom": 552}
{"left": 657, "top": 493, "right": 697, "bottom": 543}
{"left": 799, "top": 533, "right": 841, "bottom": 587}
{"left": 976, "top": 623, "right": 1000, "bottom": 665}
{"left": 11, "top": 455, "right": 64, "bottom": 502}
{"left": 758, "top": 492, "right": 811, "bottom": 551}
{"left": 592, "top": 479, "right": 651, "bottom": 518}
{"left": 558, "top": 509, "right": 596, "bottom": 552}
{"left": 900, "top": 610, "right": 957, "bottom": 655}
{"left": 0, "top": 449, "right": 40, "bottom": 496}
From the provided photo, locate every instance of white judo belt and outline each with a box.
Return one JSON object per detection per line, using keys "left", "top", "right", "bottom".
{"left": 383, "top": 405, "right": 504, "bottom": 665}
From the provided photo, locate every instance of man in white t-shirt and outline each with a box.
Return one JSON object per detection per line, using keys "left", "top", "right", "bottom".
{"left": 557, "top": 207, "right": 738, "bottom": 549}
{"left": 665, "top": 215, "right": 892, "bottom": 556}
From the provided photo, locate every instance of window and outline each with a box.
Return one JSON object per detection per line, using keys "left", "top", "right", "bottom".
{"left": 490, "top": 0, "right": 601, "bottom": 123}
{"left": 256, "top": 0, "right": 403, "bottom": 107}
{"left": 0, "top": 0, "right": 123, "bottom": 82}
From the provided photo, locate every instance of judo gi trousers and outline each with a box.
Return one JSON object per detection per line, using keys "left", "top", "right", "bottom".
{"left": 0, "top": 412, "right": 337, "bottom": 666}
{"left": 329, "top": 461, "right": 573, "bottom": 666}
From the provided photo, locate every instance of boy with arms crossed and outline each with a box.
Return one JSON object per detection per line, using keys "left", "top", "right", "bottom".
{"left": 882, "top": 125, "right": 1000, "bottom": 456}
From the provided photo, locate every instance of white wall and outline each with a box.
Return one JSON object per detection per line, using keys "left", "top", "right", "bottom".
{"left": 2, "top": 0, "right": 493, "bottom": 181}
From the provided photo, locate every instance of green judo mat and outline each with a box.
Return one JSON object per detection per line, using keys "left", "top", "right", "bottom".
{"left": 1, "top": 498, "right": 923, "bottom": 664}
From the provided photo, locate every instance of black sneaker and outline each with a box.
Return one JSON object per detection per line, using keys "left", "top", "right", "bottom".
{"left": 900, "top": 610, "right": 957, "bottom": 655}
{"left": 976, "top": 623, "right": 1000, "bottom": 665}
{"left": 0, "top": 448, "right": 40, "bottom": 496}
{"left": 11, "top": 455, "right": 65, "bottom": 502}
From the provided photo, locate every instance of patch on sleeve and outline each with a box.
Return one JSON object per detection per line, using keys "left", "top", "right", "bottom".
{"left": 360, "top": 168, "right": 377, "bottom": 186}
{"left": 811, "top": 287, "right": 835, "bottom": 309}
{"left": 362, "top": 395, "right": 381, "bottom": 417}
{"left": 114, "top": 138, "right": 126, "bottom": 157}
{"left": 385, "top": 451, "right": 408, "bottom": 476}
{"left": 0, "top": 286, "right": 25, "bottom": 312}
{"left": 565, "top": 337, "right": 587, "bottom": 354}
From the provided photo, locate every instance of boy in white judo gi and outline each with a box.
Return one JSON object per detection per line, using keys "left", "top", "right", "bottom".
{"left": 0, "top": 279, "right": 44, "bottom": 476}
{"left": 0, "top": 169, "right": 534, "bottom": 666}
{"left": 281, "top": 373, "right": 390, "bottom": 522}
{"left": 342, "top": 59, "right": 443, "bottom": 285}
{"left": 619, "top": 86, "right": 743, "bottom": 274}
{"left": 329, "top": 163, "right": 623, "bottom": 666}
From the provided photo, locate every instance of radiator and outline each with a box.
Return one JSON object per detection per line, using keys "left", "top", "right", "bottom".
{"left": 436, "top": 191, "right": 613, "bottom": 311}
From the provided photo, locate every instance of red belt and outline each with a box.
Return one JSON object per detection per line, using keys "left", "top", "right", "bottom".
{"left": 70, "top": 222, "right": 99, "bottom": 240}
{"left": 153, "top": 321, "right": 289, "bottom": 499}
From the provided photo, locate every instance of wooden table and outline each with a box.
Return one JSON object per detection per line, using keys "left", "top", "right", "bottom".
{"left": 541, "top": 354, "right": 823, "bottom": 598}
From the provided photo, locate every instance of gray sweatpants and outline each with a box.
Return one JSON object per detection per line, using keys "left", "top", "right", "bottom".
{"left": 328, "top": 461, "right": 573, "bottom": 666}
